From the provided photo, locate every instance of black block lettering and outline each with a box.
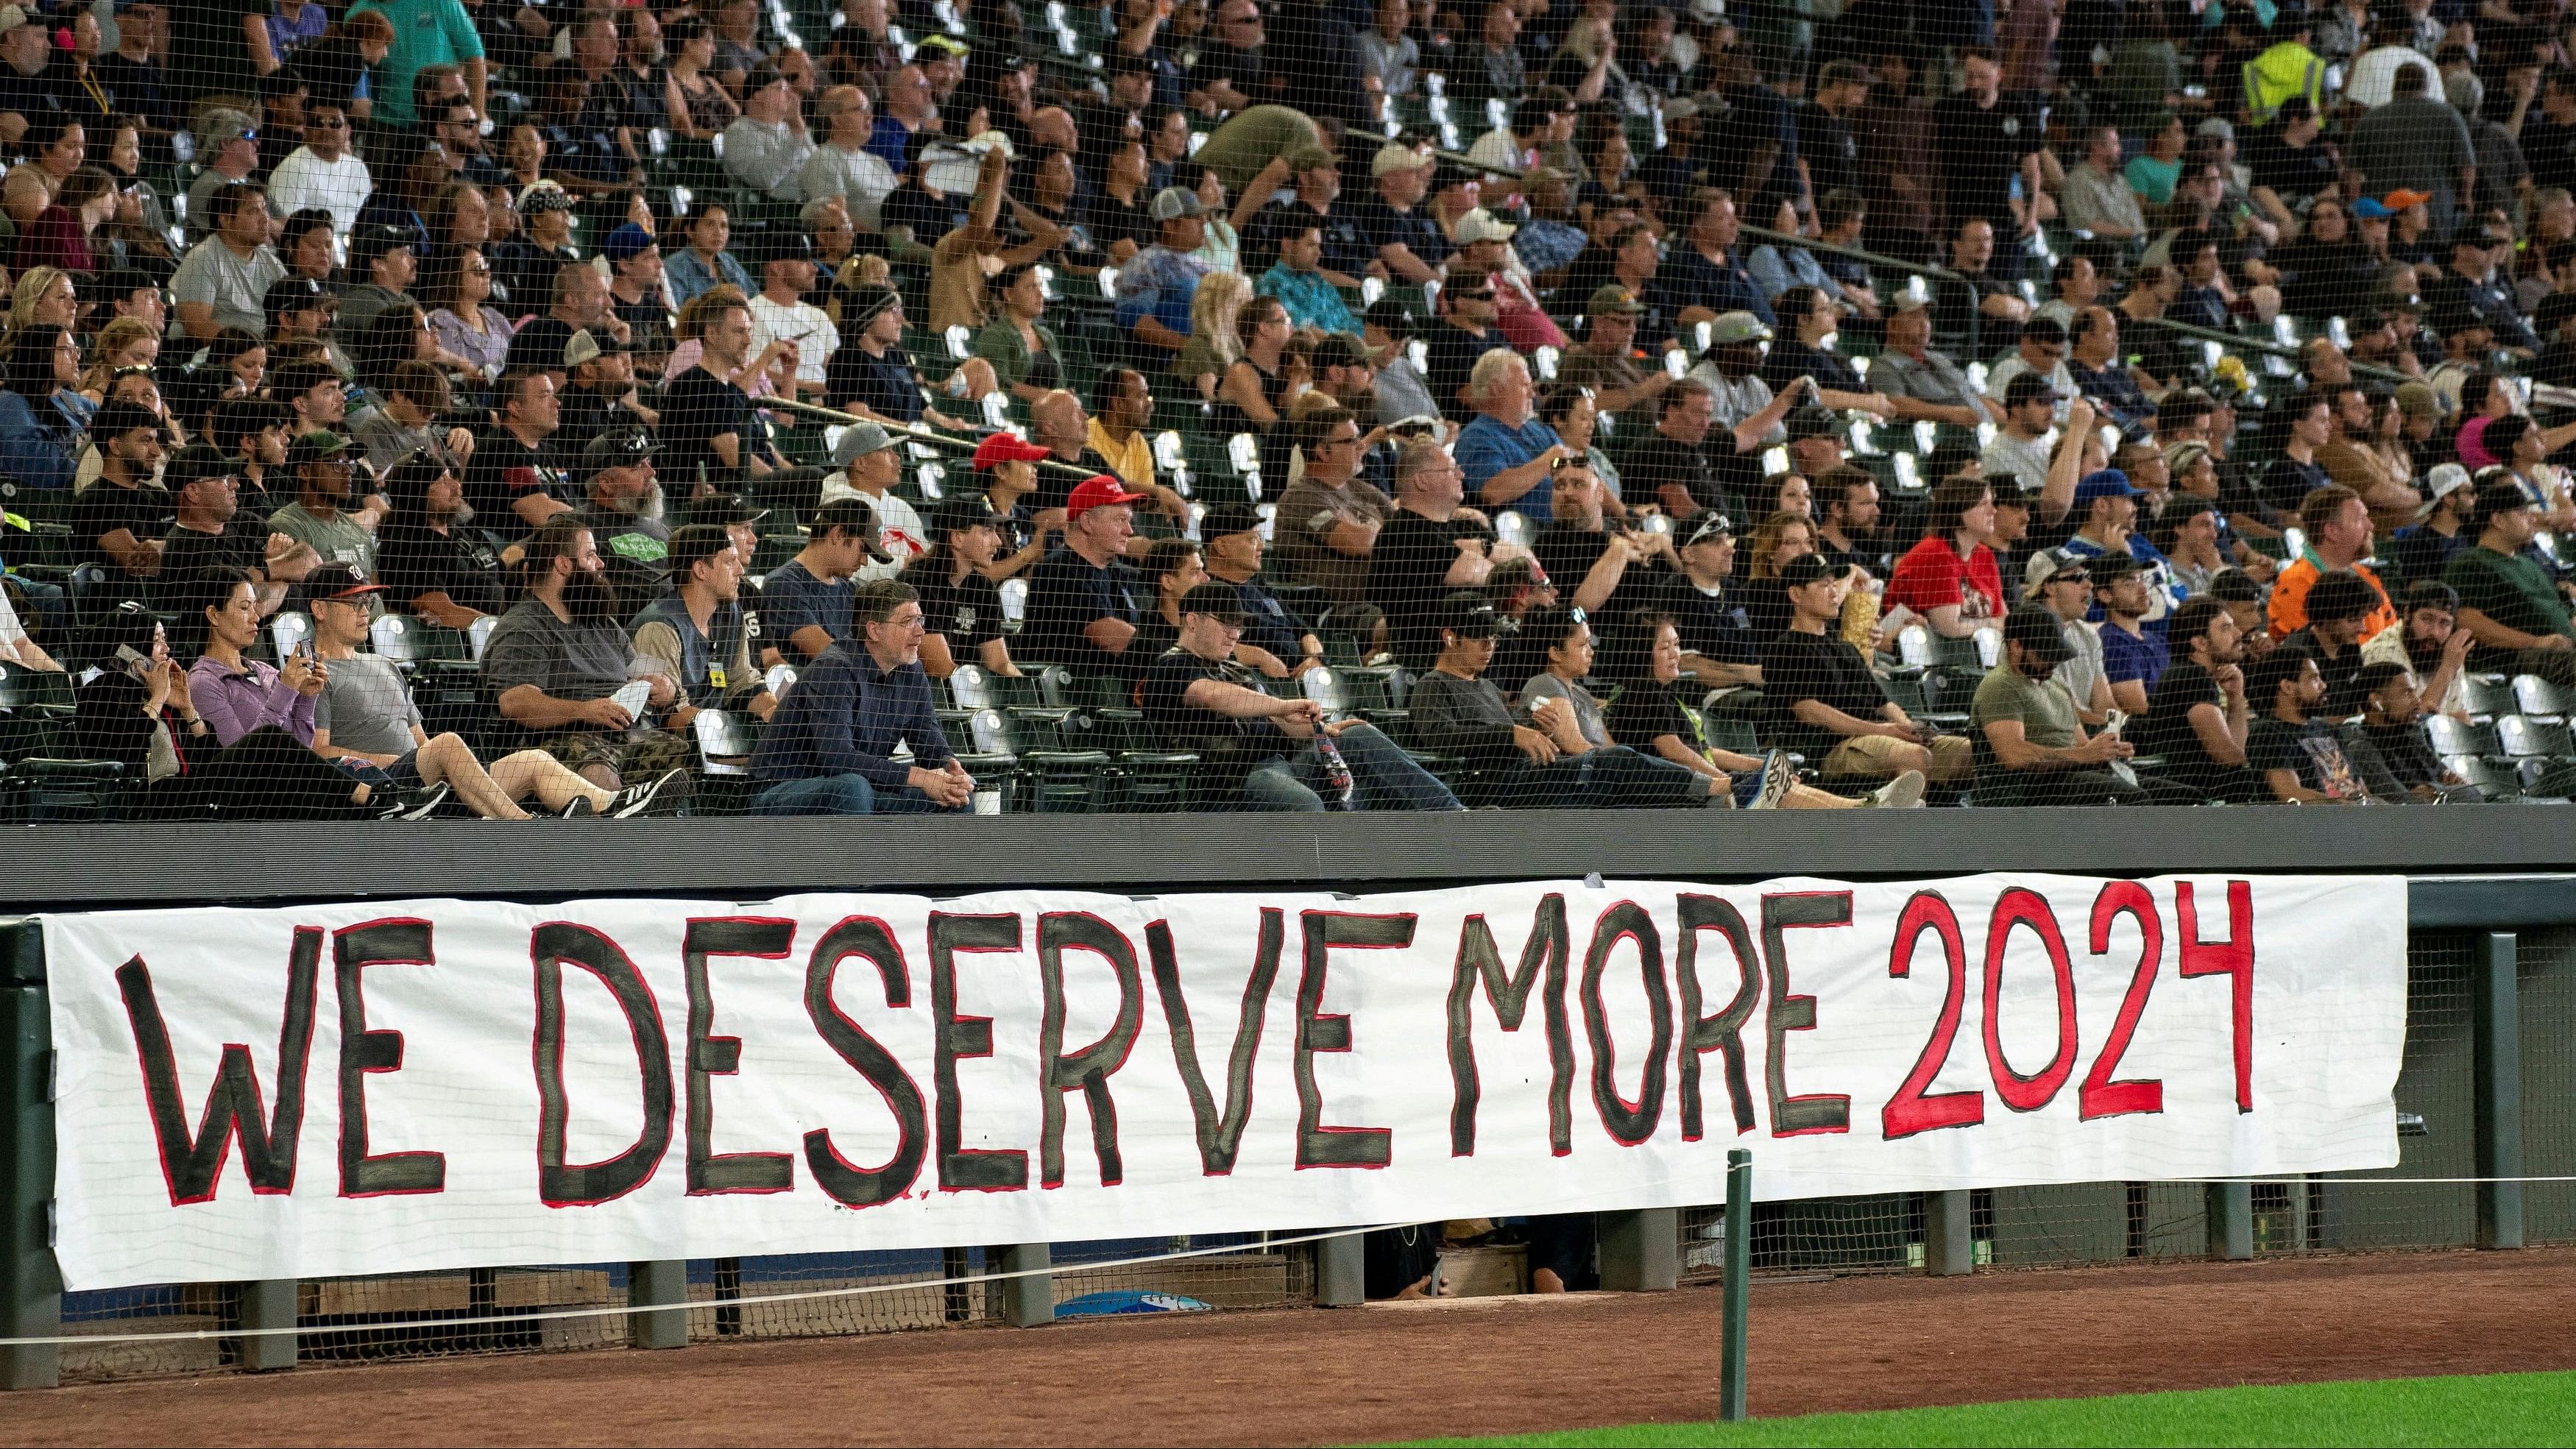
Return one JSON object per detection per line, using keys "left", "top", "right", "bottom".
{"left": 336, "top": 919, "right": 445, "bottom": 1197}
{"left": 1445, "top": 896, "right": 1572, "bottom": 1157}
{"left": 1144, "top": 910, "right": 1284, "bottom": 1176}
{"left": 1295, "top": 911, "right": 1414, "bottom": 1169}
{"left": 532, "top": 923, "right": 676, "bottom": 1207}
{"left": 684, "top": 917, "right": 798, "bottom": 1195}
{"left": 1674, "top": 894, "right": 1762, "bottom": 1141}
{"left": 118, "top": 927, "right": 322, "bottom": 1205}
{"left": 930, "top": 912, "right": 1030, "bottom": 1191}
{"left": 803, "top": 915, "right": 929, "bottom": 1208}
{"left": 1761, "top": 892, "right": 1854, "bottom": 1137}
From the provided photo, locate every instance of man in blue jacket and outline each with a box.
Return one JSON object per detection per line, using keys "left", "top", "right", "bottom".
{"left": 746, "top": 577, "right": 975, "bottom": 815}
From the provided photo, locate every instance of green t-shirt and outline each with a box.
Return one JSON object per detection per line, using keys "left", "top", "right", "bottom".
{"left": 347, "top": 0, "right": 486, "bottom": 129}
{"left": 2443, "top": 545, "right": 2573, "bottom": 665}
{"left": 1972, "top": 665, "right": 2080, "bottom": 751}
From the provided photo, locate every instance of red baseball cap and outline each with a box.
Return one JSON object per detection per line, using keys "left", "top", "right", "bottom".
{"left": 1066, "top": 474, "right": 1147, "bottom": 518}
{"left": 972, "top": 432, "right": 1053, "bottom": 471}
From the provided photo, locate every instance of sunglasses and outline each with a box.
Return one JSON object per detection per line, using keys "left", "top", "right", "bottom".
{"left": 315, "top": 116, "right": 348, "bottom": 129}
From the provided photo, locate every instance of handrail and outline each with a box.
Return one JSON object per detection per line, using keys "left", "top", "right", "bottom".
{"left": 760, "top": 397, "right": 1102, "bottom": 480}
{"left": 2122, "top": 313, "right": 2412, "bottom": 386}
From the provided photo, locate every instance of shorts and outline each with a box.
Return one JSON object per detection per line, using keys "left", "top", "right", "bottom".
{"left": 1822, "top": 732, "right": 1972, "bottom": 781}
{"left": 335, "top": 751, "right": 422, "bottom": 793}
{"left": 534, "top": 730, "right": 694, "bottom": 783}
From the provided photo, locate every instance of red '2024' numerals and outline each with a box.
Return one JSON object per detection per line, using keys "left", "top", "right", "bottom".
{"left": 1880, "top": 880, "right": 2253, "bottom": 1141}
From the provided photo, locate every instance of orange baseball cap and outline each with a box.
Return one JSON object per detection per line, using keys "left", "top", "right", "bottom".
{"left": 2379, "top": 188, "right": 2432, "bottom": 210}
{"left": 1066, "top": 475, "right": 1147, "bottom": 518}
{"left": 972, "top": 432, "right": 1053, "bottom": 470}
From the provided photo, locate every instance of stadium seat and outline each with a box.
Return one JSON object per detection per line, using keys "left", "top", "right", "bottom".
{"left": 692, "top": 709, "right": 760, "bottom": 815}
{"left": 2460, "top": 674, "right": 2516, "bottom": 720}
{"left": 2510, "top": 675, "right": 2575, "bottom": 720}
{"left": 0, "top": 757, "right": 128, "bottom": 823}
{"left": 0, "top": 660, "right": 74, "bottom": 761}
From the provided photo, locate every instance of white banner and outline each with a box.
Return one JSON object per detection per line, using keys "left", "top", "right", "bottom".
{"left": 42, "top": 874, "right": 2406, "bottom": 1290}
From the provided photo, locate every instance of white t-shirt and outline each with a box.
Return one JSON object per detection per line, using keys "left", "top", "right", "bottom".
{"left": 266, "top": 146, "right": 375, "bottom": 235}
{"left": 815, "top": 485, "right": 927, "bottom": 580}
{"left": 746, "top": 294, "right": 841, "bottom": 388}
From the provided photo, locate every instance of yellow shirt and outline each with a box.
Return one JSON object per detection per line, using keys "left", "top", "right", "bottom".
{"left": 1086, "top": 418, "right": 1157, "bottom": 492}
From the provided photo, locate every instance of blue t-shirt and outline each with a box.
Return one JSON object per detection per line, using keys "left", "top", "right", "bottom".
{"left": 2100, "top": 620, "right": 2170, "bottom": 692}
{"left": 1113, "top": 245, "right": 1208, "bottom": 341}
{"left": 758, "top": 559, "right": 854, "bottom": 656}
{"left": 1454, "top": 413, "right": 1565, "bottom": 517}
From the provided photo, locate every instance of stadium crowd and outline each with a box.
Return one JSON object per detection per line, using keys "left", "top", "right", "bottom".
{"left": 2, "top": 0, "right": 2575, "bottom": 819}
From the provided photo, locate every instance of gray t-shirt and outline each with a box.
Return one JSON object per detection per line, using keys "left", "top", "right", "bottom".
{"left": 268, "top": 501, "right": 377, "bottom": 578}
{"left": 482, "top": 599, "right": 643, "bottom": 712}
{"left": 2053, "top": 615, "right": 2106, "bottom": 715}
{"left": 1519, "top": 673, "right": 1613, "bottom": 748}
{"left": 169, "top": 237, "right": 287, "bottom": 337}
{"left": 314, "top": 653, "right": 422, "bottom": 757}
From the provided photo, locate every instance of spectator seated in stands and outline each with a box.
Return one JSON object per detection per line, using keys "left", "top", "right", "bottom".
{"left": 2090, "top": 555, "right": 2168, "bottom": 718}
{"left": 1199, "top": 500, "right": 1323, "bottom": 679}
{"left": 1763, "top": 553, "right": 1973, "bottom": 790}
{"left": 2064, "top": 306, "right": 2154, "bottom": 437}
{"left": 1256, "top": 221, "right": 1361, "bottom": 336}
{"left": 631, "top": 524, "right": 775, "bottom": 726}
{"left": 904, "top": 499, "right": 1022, "bottom": 679}
{"left": 1270, "top": 405, "right": 1387, "bottom": 615}
{"left": 746, "top": 578, "right": 977, "bottom": 816}
{"left": 824, "top": 284, "right": 993, "bottom": 433}
{"left": 464, "top": 370, "right": 577, "bottom": 542}
{"left": 1606, "top": 612, "right": 1924, "bottom": 809}
{"left": 2279, "top": 569, "right": 2386, "bottom": 706}
{"left": 2361, "top": 578, "right": 2474, "bottom": 720}
{"left": 2269, "top": 483, "right": 2398, "bottom": 640}
{"left": 375, "top": 453, "right": 508, "bottom": 630}
{"left": 1115, "top": 187, "right": 1217, "bottom": 362}
{"left": 171, "top": 180, "right": 286, "bottom": 345}
{"left": 2142, "top": 596, "right": 2262, "bottom": 804}
{"left": 1652, "top": 513, "right": 1764, "bottom": 687}
{"left": 305, "top": 563, "right": 628, "bottom": 820}
{"left": 2042, "top": 468, "right": 2187, "bottom": 626}
{"left": 760, "top": 497, "right": 882, "bottom": 666}
{"left": 481, "top": 519, "right": 693, "bottom": 804}
{"left": 266, "top": 430, "right": 378, "bottom": 582}
{"left": 161, "top": 451, "right": 311, "bottom": 618}
{"left": 2388, "top": 466, "right": 2474, "bottom": 589}
{"left": 1021, "top": 475, "right": 1153, "bottom": 679}
{"left": 337, "top": 224, "right": 422, "bottom": 336}
{"left": 1864, "top": 296, "right": 1995, "bottom": 429}
{"left": 2350, "top": 659, "right": 2487, "bottom": 802}
{"left": 1527, "top": 458, "right": 1670, "bottom": 620}
{"left": 745, "top": 230, "right": 839, "bottom": 405}
{"left": 2444, "top": 475, "right": 2576, "bottom": 687}
{"left": 2025, "top": 556, "right": 2115, "bottom": 729}
{"left": 1972, "top": 606, "right": 2200, "bottom": 807}
{"left": 821, "top": 422, "right": 925, "bottom": 575}
{"left": 2244, "top": 647, "right": 2402, "bottom": 804}
{"left": 723, "top": 60, "right": 818, "bottom": 201}
{"left": 1618, "top": 379, "right": 1740, "bottom": 522}
{"left": 77, "top": 400, "right": 172, "bottom": 586}
{"left": 1886, "top": 475, "right": 2009, "bottom": 641}
{"left": 1141, "top": 581, "right": 1462, "bottom": 812}
{"left": 1455, "top": 349, "right": 1568, "bottom": 517}
{"left": 0, "top": 324, "right": 91, "bottom": 492}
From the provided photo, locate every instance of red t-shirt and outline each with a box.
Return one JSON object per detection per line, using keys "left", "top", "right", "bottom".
{"left": 1884, "top": 536, "right": 2004, "bottom": 622}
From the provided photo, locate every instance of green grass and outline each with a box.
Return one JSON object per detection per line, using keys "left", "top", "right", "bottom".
{"left": 1397, "top": 1370, "right": 2576, "bottom": 1447}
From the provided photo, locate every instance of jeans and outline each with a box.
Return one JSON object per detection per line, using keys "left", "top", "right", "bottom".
{"left": 1237, "top": 724, "right": 1465, "bottom": 812}
{"left": 751, "top": 773, "right": 952, "bottom": 815}
{"left": 1468, "top": 745, "right": 1711, "bottom": 809}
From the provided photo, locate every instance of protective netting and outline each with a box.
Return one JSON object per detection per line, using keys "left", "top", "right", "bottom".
{"left": 0, "top": 0, "right": 2566, "bottom": 820}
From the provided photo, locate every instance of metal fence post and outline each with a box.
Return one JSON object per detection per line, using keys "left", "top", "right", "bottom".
{"left": 0, "top": 919, "right": 59, "bottom": 1392}
{"left": 1316, "top": 1229, "right": 1365, "bottom": 1306}
{"left": 1719, "top": 1149, "right": 1751, "bottom": 1423}
{"left": 1922, "top": 1190, "right": 1975, "bottom": 1275}
{"left": 626, "top": 1260, "right": 688, "bottom": 1350}
{"left": 999, "top": 1243, "right": 1052, "bottom": 1327}
{"left": 2206, "top": 1182, "right": 2254, "bottom": 1260}
{"left": 234, "top": 1280, "right": 297, "bottom": 1371}
{"left": 1597, "top": 1208, "right": 1678, "bottom": 1292}
{"left": 2474, "top": 931, "right": 2524, "bottom": 1250}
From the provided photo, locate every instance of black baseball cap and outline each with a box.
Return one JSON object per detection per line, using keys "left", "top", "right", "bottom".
{"left": 1178, "top": 580, "right": 1246, "bottom": 625}
{"left": 263, "top": 274, "right": 333, "bottom": 322}
{"left": 583, "top": 424, "right": 657, "bottom": 478}
{"left": 2087, "top": 551, "right": 2145, "bottom": 583}
{"left": 1440, "top": 589, "right": 1514, "bottom": 637}
{"left": 925, "top": 497, "right": 998, "bottom": 539}
{"left": 2000, "top": 605, "right": 2074, "bottom": 669}
{"left": 683, "top": 492, "right": 770, "bottom": 528}
{"left": 2004, "top": 371, "right": 2062, "bottom": 408}
{"left": 665, "top": 523, "right": 738, "bottom": 577}
{"left": 1197, "top": 500, "right": 1264, "bottom": 539}
{"left": 811, "top": 495, "right": 891, "bottom": 561}
{"left": 1777, "top": 551, "right": 1837, "bottom": 590}
{"left": 303, "top": 561, "right": 384, "bottom": 600}
{"left": 349, "top": 221, "right": 420, "bottom": 269}
{"left": 1785, "top": 408, "right": 1844, "bottom": 442}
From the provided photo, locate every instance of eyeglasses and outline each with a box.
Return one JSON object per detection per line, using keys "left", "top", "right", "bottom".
{"left": 467, "top": 263, "right": 492, "bottom": 276}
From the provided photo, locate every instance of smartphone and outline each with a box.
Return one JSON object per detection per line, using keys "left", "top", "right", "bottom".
{"left": 2103, "top": 709, "right": 2128, "bottom": 739}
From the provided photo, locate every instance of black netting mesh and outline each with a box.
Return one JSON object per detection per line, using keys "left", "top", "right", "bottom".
{"left": 0, "top": 0, "right": 2561, "bottom": 820}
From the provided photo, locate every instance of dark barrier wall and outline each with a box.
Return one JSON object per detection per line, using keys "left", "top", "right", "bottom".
{"left": 7, "top": 809, "right": 2576, "bottom": 909}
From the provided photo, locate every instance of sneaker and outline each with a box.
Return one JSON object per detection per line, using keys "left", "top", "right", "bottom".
{"left": 1748, "top": 750, "right": 1796, "bottom": 810}
{"left": 608, "top": 769, "right": 693, "bottom": 818}
{"left": 377, "top": 782, "right": 452, "bottom": 821}
{"left": 1864, "top": 770, "right": 1927, "bottom": 809}
{"left": 558, "top": 793, "right": 597, "bottom": 819}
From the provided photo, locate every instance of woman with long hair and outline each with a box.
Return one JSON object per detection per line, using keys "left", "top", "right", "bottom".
{"left": 15, "top": 165, "right": 114, "bottom": 275}
{"left": 663, "top": 16, "right": 742, "bottom": 138}
{"left": 78, "top": 316, "right": 157, "bottom": 401}
{"left": 1738, "top": 509, "right": 1816, "bottom": 641}
{"left": 275, "top": 209, "right": 342, "bottom": 289}
{"left": 424, "top": 245, "right": 515, "bottom": 380}
{"left": 1884, "top": 475, "right": 2005, "bottom": 639}
{"left": 1540, "top": 382, "right": 1622, "bottom": 513}
{"left": 971, "top": 261, "right": 1061, "bottom": 405}
{"left": 1214, "top": 295, "right": 1295, "bottom": 479}
{"left": 181, "top": 567, "right": 397, "bottom": 821}
{"left": 7, "top": 266, "right": 77, "bottom": 337}
{"left": 96, "top": 118, "right": 175, "bottom": 270}
{"left": 1175, "top": 269, "right": 1252, "bottom": 399}
{"left": 665, "top": 202, "right": 755, "bottom": 308}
